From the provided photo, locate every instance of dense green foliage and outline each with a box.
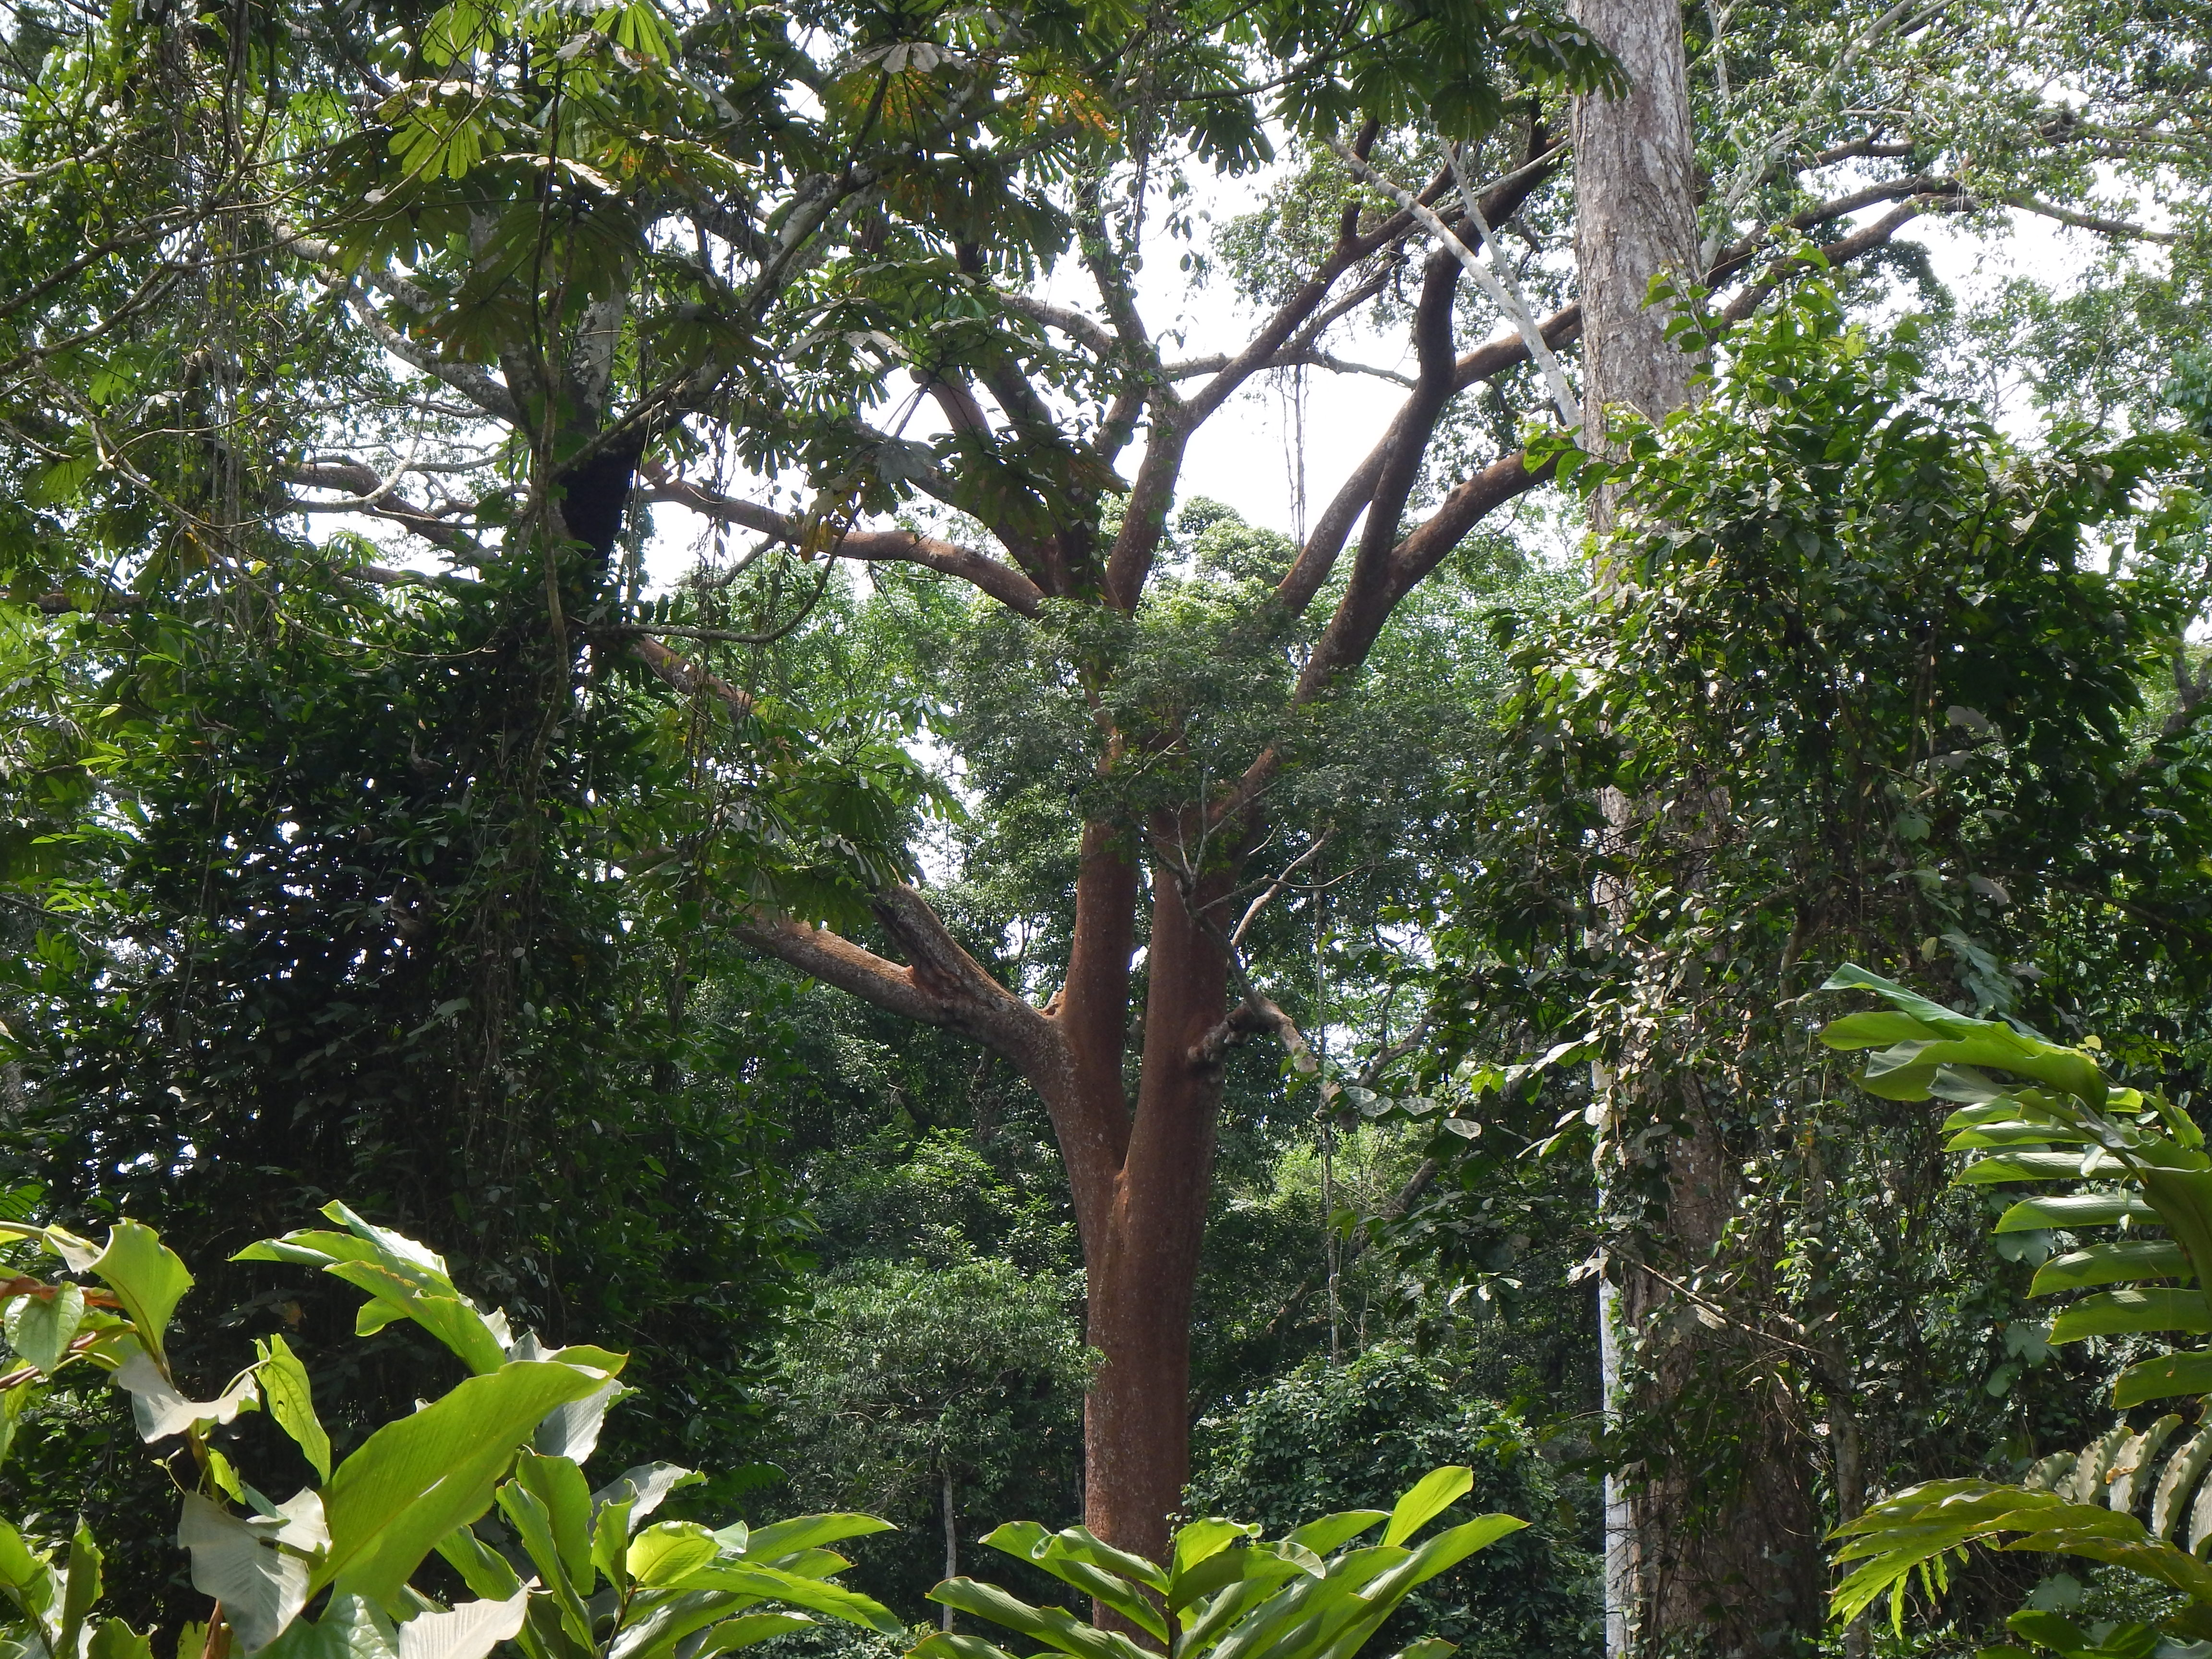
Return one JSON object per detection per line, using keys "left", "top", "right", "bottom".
{"left": 6, "top": 0, "right": 2212, "bottom": 1641}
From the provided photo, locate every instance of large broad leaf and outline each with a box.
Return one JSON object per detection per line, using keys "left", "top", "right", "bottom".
{"left": 260, "top": 1594, "right": 398, "bottom": 1659}
{"left": 688, "top": 1615, "right": 815, "bottom": 1658}
{"left": 1283, "top": 1512, "right": 1388, "bottom": 1558}
{"left": 5, "top": 1283, "right": 84, "bottom": 1375}
{"left": 739, "top": 1515, "right": 897, "bottom": 1561}
{"left": 1996, "top": 1195, "right": 2153, "bottom": 1232}
{"left": 256, "top": 1335, "right": 334, "bottom": 1482}
{"left": 535, "top": 1377, "right": 623, "bottom": 1463}
{"left": 1028, "top": 1551, "right": 1159, "bottom": 1638}
{"left": 68, "top": 1222, "right": 192, "bottom": 1360}
{"left": 513, "top": 1453, "right": 593, "bottom": 1587}
{"left": 1819, "top": 967, "right": 2108, "bottom": 1104}
{"left": 925, "top": 1579, "right": 1150, "bottom": 1659}
{"left": 236, "top": 1206, "right": 513, "bottom": 1376}
{"left": 672, "top": 1561, "right": 902, "bottom": 1634}
{"left": 178, "top": 1493, "right": 324, "bottom": 1653}
{"left": 977, "top": 1525, "right": 1164, "bottom": 1638}
{"left": 2032, "top": 1241, "right": 2191, "bottom": 1296}
{"left": 395, "top": 1585, "right": 530, "bottom": 1659}
{"left": 317, "top": 1361, "right": 609, "bottom": 1602}
{"left": 1169, "top": 1518, "right": 1257, "bottom": 1580}
{"left": 1381, "top": 1469, "right": 1472, "bottom": 1548}
{"left": 629, "top": 1522, "right": 723, "bottom": 1587}
{"left": 2115, "top": 1351, "right": 2212, "bottom": 1407}
{"left": 2049, "top": 1289, "right": 2212, "bottom": 1344}
{"left": 1959, "top": 1153, "right": 2125, "bottom": 1184}
{"left": 604, "top": 1586, "right": 754, "bottom": 1659}
{"left": 117, "top": 1346, "right": 259, "bottom": 1442}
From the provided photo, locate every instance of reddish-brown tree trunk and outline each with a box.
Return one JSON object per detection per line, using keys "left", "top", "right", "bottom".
{"left": 1078, "top": 851, "right": 1230, "bottom": 1562}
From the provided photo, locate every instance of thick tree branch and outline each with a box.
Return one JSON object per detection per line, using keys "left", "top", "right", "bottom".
{"left": 640, "top": 469, "right": 1046, "bottom": 614}
{"left": 736, "top": 888, "right": 1070, "bottom": 1103}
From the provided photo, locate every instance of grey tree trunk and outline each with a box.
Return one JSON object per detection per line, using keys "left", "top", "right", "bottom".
{"left": 1573, "top": 0, "right": 1824, "bottom": 1651}
{"left": 1572, "top": 0, "right": 1702, "bottom": 461}
{"left": 942, "top": 1466, "right": 958, "bottom": 1632}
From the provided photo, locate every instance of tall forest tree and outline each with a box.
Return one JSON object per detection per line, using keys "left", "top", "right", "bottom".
{"left": 3, "top": 0, "right": 2212, "bottom": 1604}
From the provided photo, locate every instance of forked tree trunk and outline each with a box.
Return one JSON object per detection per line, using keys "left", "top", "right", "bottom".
{"left": 1573, "top": 0, "right": 1824, "bottom": 1648}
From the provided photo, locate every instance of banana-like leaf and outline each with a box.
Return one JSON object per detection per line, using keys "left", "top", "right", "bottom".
{"left": 2115, "top": 1351, "right": 2212, "bottom": 1407}
{"left": 739, "top": 1514, "right": 896, "bottom": 1561}
{"left": 2032, "top": 1241, "right": 2191, "bottom": 1295}
{"left": 255, "top": 1335, "right": 333, "bottom": 1483}
{"left": 2048, "top": 1289, "right": 2212, "bottom": 1344}
{"left": 116, "top": 1346, "right": 259, "bottom": 1442}
{"left": 177, "top": 1493, "right": 323, "bottom": 1653}
{"left": 688, "top": 1615, "right": 815, "bottom": 1658}
{"left": 236, "top": 1205, "right": 514, "bottom": 1377}
{"left": 1996, "top": 1195, "right": 2155, "bottom": 1232}
{"left": 1382, "top": 1469, "right": 1473, "bottom": 1548}
{"left": 926, "top": 1579, "right": 1151, "bottom": 1659}
{"left": 316, "top": 1360, "right": 608, "bottom": 1603}
{"left": 1960, "top": 1153, "right": 2128, "bottom": 1183}
{"left": 394, "top": 1586, "right": 530, "bottom": 1659}
{"left": 671, "top": 1560, "right": 902, "bottom": 1633}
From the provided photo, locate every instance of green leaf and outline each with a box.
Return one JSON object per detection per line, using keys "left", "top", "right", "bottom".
{"left": 116, "top": 1346, "right": 259, "bottom": 1442}
{"left": 1372, "top": 1515, "right": 1526, "bottom": 1596}
{"left": 513, "top": 1453, "right": 593, "bottom": 1588}
{"left": 82, "top": 1222, "right": 192, "bottom": 1358}
{"left": 1960, "top": 1153, "right": 2124, "bottom": 1184}
{"left": 1996, "top": 1195, "right": 2154, "bottom": 1232}
{"left": 0, "top": 1515, "right": 46, "bottom": 1599}
{"left": 58, "top": 1519, "right": 101, "bottom": 1659}
{"left": 688, "top": 1615, "right": 816, "bottom": 1658}
{"left": 2032, "top": 1242, "right": 2190, "bottom": 1295}
{"left": 256, "top": 1334, "right": 333, "bottom": 1482}
{"left": 1819, "top": 1010, "right": 1940, "bottom": 1049}
{"left": 259, "top": 1593, "right": 398, "bottom": 1659}
{"left": 393, "top": 1586, "right": 529, "bottom": 1659}
{"left": 629, "top": 1522, "right": 721, "bottom": 1587}
{"left": 924, "top": 1579, "right": 1150, "bottom": 1659}
{"left": 591, "top": 1499, "right": 636, "bottom": 1591}
{"left": 87, "top": 1620, "right": 155, "bottom": 1659}
{"left": 2115, "top": 1351, "right": 2212, "bottom": 1407}
{"left": 432, "top": 1527, "right": 522, "bottom": 1602}
{"left": 673, "top": 1562, "right": 902, "bottom": 1634}
{"left": 1284, "top": 1512, "right": 1388, "bottom": 1557}
{"left": 740, "top": 1515, "right": 897, "bottom": 1561}
{"left": 1381, "top": 1469, "right": 1473, "bottom": 1548}
{"left": 496, "top": 1482, "right": 591, "bottom": 1644}
{"left": 316, "top": 1360, "right": 607, "bottom": 1603}
{"left": 2049, "top": 1289, "right": 2212, "bottom": 1344}
{"left": 906, "top": 1635, "right": 1020, "bottom": 1659}
{"left": 178, "top": 1492, "right": 320, "bottom": 1653}
{"left": 5, "top": 1283, "right": 84, "bottom": 1375}
{"left": 2009, "top": 1610, "right": 2093, "bottom": 1653}
{"left": 1169, "top": 1518, "right": 1255, "bottom": 1580}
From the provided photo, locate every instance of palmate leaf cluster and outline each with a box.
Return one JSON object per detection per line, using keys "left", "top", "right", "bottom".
{"left": 0, "top": 1202, "right": 904, "bottom": 1659}
{"left": 1819, "top": 966, "right": 2212, "bottom": 1642}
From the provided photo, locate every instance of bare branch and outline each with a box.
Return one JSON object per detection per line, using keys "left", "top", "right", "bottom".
{"left": 2002, "top": 192, "right": 2178, "bottom": 243}
{"left": 640, "top": 468, "right": 1046, "bottom": 615}
{"left": 1328, "top": 140, "right": 1581, "bottom": 428}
